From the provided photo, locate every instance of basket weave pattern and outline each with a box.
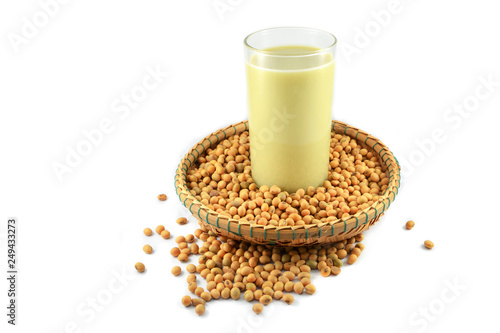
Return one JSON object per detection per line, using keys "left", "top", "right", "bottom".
{"left": 175, "top": 120, "right": 401, "bottom": 246}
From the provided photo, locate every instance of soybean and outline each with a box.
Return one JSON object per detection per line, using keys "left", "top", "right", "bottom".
{"left": 143, "top": 245, "right": 153, "bottom": 254}
{"left": 192, "top": 298, "right": 206, "bottom": 307}
{"left": 171, "top": 266, "right": 181, "bottom": 276}
{"left": 156, "top": 225, "right": 165, "bottom": 234}
{"left": 170, "top": 247, "right": 181, "bottom": 257}
{"left": 201, "top": 292, "right": 212, "bottom": 302}
{"left": 195, "top": 304, "right": 205, "bottom": 316}
{"left": 260, "top": 295, "right": 272, "bottom": 305}
{"left": 305, "top": 284, "right": 316, "bottom": 295}
{"left": 253, "top": 303, "right": 264, "bottom": 314}
{"left": 293, "top": 282, "right": 304, "bottom": 294}
{"left": 283, "top": 294, "right": 294, "bottom": 305}
{"left": 244, "top": 290, "right": 254, "bottom": 301}
{"left": 181, "top": 295, "right": 191, "bottom": 307}
{"left": 221, "top": 288, "right": 231, "bottom": 299}
{"left": 321, "top": 267, "right": 331, "bottom": 277}
{"left": 188, "top": 282, "right": 197, "bottom": 293}
{"left": 231, "top": 287, "right": 241, "bottom": 300}
{"left": 135, "top": 262, "right": 145, "bottom": 273}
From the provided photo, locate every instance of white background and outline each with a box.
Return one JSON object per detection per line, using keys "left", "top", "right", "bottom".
{"left": 1, "top": 1, "right": 499, "bottom": 333}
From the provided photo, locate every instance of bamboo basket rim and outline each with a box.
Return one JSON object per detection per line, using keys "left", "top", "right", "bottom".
{"left": 174, "top": 120, "right": 401, "bottom": 246}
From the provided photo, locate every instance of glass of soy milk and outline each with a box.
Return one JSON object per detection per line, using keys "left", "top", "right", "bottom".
{"left": 244, "top": 27, "right": 337, "bottom": 193}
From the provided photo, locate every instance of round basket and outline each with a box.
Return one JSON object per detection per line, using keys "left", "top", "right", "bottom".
{"left": 175, "top": 120, "right": 401, "bottom": 246}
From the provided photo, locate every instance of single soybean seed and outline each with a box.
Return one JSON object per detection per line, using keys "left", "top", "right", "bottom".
{"left": 424, "top": 240, "right": 434, "bottom": 249}
{"left": 406, "top": 220, "right": 415, "bottom": 230}
{"left": 201, "top": 292, "right": 212, "bottom": 302}
{"left": 231, "top": 287, "right": 241, "bottom": 300}
{"left": 352, "top": 248, "right": 362, "bottom": 257}
{"left": 283, "top": 271, "right": 295, "bottom": 280}
{"left": 211, "top": 289, "right": 221, "bottom": 299}
{"left": 206, "top": 281, "right": 216, "bottom": 291}
{"left": 263, "top": 287, "right": 274, "bottom": 297}
{"left": 244, "top": 290, "right": 254, "bottom": 301}
{"left": 337, "top": 249, "right": 347, "bottom": 259}
{"left": 187, "top": 274, "right": 196, "bottom": 283}
{"left": 306, "top": 260, "right": 318, "bottom": 270}
{"left": 333, "top": 259, "right": 343, "bottom": 268}
{"left": 331, "top": 266, "right": 341, "bottom": 276}
{"left": 260, "top": 295, "right": 272, "bottom": 305}
{"left": 170, "top": 247, "right": 181, "bottom": 257}
{"left": 348, "top": 254, "right": 358, "bottom": 264}
{"left": 345, "top": 244, "right": 355, "bottom": 253}
{"left": 293, "top": 282, "right": 304, "bottom": 294}
{"left": 321, "top": 267, "right": 331, "bottom": 277}
{"left": 253, "top": 303, "right": 264, "bottom": 314}
{"left": 221, "top": 288, "right": 231, "bottom": 299}
{"left": 181, "top": 295, "right": 191, "bottom": 306}
{"left": 234, "top": 282, "right": 245, "bottom": 291}
{"left": 171, "top": 266, "right": 181, "bottom": 276}
{"left": 246, "top": 283, "right": 256, "bottom": 292}
{"left": 299, "top": 265, "right": 311, "bottom": 273}
{"left": 241, "top": 266, "right": 253, "bottom": 276}
{"left": 178, "top": 253, "right": 189, "bottom": 262}
{"left": 355, "top": 234, "right": 364, "bottom": 242}
{"left": 273, "top": 281, "right": 284, "bottom": 291}
{"left": 300, "top": 277, "right": 311, "bottom": 286}
{"left": 195, "top": 304, "right": 205, "bottom": 316}
{"left": 143, "top": 245, "right": 153, "bottom": 254}
{"left": 143, "top": 228, "right": 152, "bottom": 236}
{"left": 186, "top": 264, "right": 196, "bottom": 273}
{"left": 161, "top": 230, "right": 171, "bottom": 239}
{"left": 135, "top": 262, "right": 145, "bottom": 273}
{"left": 188, "top": 282, "right": 197, "bottom": 293}
{"left": 177, "top": 217, "right": 188, "bottom": 225}
{"left": 156, "top": 225, "right": 165, "bottom": 234}
{"left": 157, "top": 194, "right": 167, "bottom": 201}
{"left": 283, "top": 294, "right": 294, "bottom": 305}
{"left": 305, "top": 284, "right": 316, "bottom": 295}
{"left": 192, "top": 298, "right": 205, "bottom": 307}
{"left": 195, "top": 287, "right": 204, "bottom": 297}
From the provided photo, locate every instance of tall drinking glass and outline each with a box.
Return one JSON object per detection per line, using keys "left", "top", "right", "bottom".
{"left": 244, "top": 27, "right": 337, "bottom": 193}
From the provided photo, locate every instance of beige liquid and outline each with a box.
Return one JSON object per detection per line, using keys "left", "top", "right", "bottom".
{"left": 246, "top": 45, "right": 335, "bottom": 193}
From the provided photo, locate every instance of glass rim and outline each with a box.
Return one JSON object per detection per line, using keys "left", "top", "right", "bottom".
{"left": 244, "top": 27, "right": 337, "bottom": 56}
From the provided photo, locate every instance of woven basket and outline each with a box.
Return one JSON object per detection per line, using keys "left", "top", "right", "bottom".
{"left": 175, "top": 120, "right": 401, "bottom": 246}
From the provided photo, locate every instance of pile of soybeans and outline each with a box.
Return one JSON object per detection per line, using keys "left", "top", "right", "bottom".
{"left": 139, "top": 220, "right": 366, "bottom": 316}
{"left": 184, "top": 130, "right": 390, "bottom": 226}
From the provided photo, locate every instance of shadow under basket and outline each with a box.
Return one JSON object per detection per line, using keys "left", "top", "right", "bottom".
{"left": 175, "top": 120, "right": 401, "bottom": 246}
